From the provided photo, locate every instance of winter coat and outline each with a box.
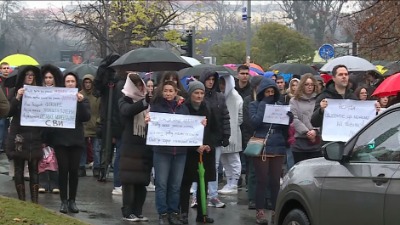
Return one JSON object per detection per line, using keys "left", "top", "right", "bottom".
{"left": 118, "top": 95, "right": 153, "bottom": 185}
{"left": 6, "top": 66, "right": 44, "bottom": 160}
{"left": 199, "top": 71, "right": 231, "bottom": 147}
{"left": 311, "top": 80, "right": 357, "bottom": 128}
{"left": 220, "top": 75, "right": 243, "bottom": 154}
{"left": 289, "top": 94, "right": 317, "bottom": 138}
{"left": 242, "top": 94, "right": 256, "bottom": 148}
{"left": 249, "top": 78, "right": 291, "bottom": 155}
{"left": 150, "top": 97, "right": 190, "bottom": 155}
{"left": 44, "top": 73, "right": 91, "bottom": 148}
{"left": 182, "top": 101, "right": 216, "bottom": 184}
{"left": 0, "top": 89, "right": 9, "bottom": 117}
{"left": 80, "top": 74, "right": 101, "bottom": 137}
{"left": 235, "top": 80, "right": 252, "bottom": 99}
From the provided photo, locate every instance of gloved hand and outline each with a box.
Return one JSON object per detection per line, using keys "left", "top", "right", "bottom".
{"left": 221, "top": 138, "right": 230, "bottom": 147}
{"left": 287, "top": 111, "right": 294, "bottom": 124}
{"left": 145, "top": 93, "right": 151, "bottom": 104}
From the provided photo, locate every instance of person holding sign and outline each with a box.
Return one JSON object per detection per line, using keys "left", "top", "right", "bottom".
{"left": 289, "top": 74, "right": 322, "bottom": 164}
{"left": 118, "top": 73, "right": 152, "bottom": 222}
{"left": 5, "top": 65, "right": 43, "bottom": 203}
{"left": 248, "top": 77, "right": 293, "bottom": 224}
{"left": 43, "top": 72, "right": 91, "bottom": 214}
{"left": 145, "top": 80, "right": 190, "bottom": 225}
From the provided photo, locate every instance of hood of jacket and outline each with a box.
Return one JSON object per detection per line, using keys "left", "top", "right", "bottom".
{"left": 199, "top": 69, "right": 219, "bottom": 91}
{"left": 40, "top": 64, "right": 64, "bottom": 87}
{"left": 63, "top": 72, "right": 80, "bottom": 89}
{"left": 220, "top": 74, "right": 235, "bottom": 97}
{"left": 15, "top": 65, "right": 42, "bottom": 91}
{"left": 256, "top": 77, "right": 280, "bottom": 102}
{"left": 81, "top": 74, "right": 95, "bottom": 93}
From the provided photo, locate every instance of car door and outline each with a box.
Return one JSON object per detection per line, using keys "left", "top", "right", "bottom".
{"left": 385, "top": 168, "right": 400, "bottom": 225}
{"left": 319, "top": 109, "right": 400, "bottom": 225}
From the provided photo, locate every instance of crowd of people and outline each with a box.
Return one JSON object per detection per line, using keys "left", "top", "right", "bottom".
{"left": 0, "top": 56, "right": 398, "bottom": 225}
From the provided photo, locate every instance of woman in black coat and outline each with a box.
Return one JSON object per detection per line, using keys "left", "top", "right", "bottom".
{"left": 180, "top": 81, "right": 216, "bottom": 224}
{"left": 118, "top": 73, "right": 152, "bottom": 222}
{"left": 44, "top": 72, "right": 91, "bottom": 214}
{"left": 6, "top": 65, "right": 44, "bottom": 203}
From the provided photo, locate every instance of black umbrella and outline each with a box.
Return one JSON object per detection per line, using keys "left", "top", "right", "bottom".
{"left": 178, "top": 64, "right": 236, "bottom": 79}
{"left": 383, "top": 61, "right": 400, "bottom": 77}
{"left": 270, "top": 63, "right": 319, "bottom": 76}
{"left": 63, "top": 64, "right": 98, "bottom": 79}
{"left": 109, "top": 48, "right": 192, "bottom": 72}
{"left": 53, "top": 61, "right": 74, "bottom": 69}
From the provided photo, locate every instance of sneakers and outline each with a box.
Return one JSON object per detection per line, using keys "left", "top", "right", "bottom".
{"left": 52, "top": 188, "right": 60, "bottom": 194}
{"left": 256, "top": 209, "right": 268, "bottom": 224}
{"left": 248, "top": 200, "right": 256, "bottom": 210}
{"left": 137, "top": 215, "right": 149, "bottom": 222}
{"left": 218, "top": 184, "right": 238, "bottom": 195}
{"left": 168, "top": 212, "right": 183, "bottom": 225}
{"left": 190, "top": 197, "right": 198, "bottom": 208}
{"left": 123, "top": 214, "right": 140, "bottom": 222}
{"left": 146, "top": 183, "right": 155, "bottom": 192}
{"left": 159, "top": 213, "right": 169, "bottom": 225}
{"left": 38, "top": 188, "right": 46, "bottom": 193}
{"left": 112, "top": 186, "right": 123, "bottom": 195}
{"left": 208, "top": 197, "right": 226, "bottom": 208}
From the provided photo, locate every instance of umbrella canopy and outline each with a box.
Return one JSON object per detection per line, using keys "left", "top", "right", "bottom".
{"left": 223, "top": 64, "right": 258, "bottom": 76}
{"left": 320, "top": 56, "right": 376, "bottom": 73}
{"left": 375, "top": 65, "right": 388, "bottom": 75}
{"left": 181, "top": 56, "right": 202, "bottom": 66}
{"left": 63, "top": 64, "right": 98, "bottom": 79}
{"left": 0, "top": 54, "right": 39, "bottom": 67}
{"left": 109, "top": 48, "right": 192, "bottom": 72}
{"left": 198, "top": 153, "right": 207, "bottom": 222}
{"left": 270, "top": 63, "right": 319, "bottom": 75}
{"left": 372, "top": 73, "right": 400, "bottom": 97}
{"left": 383, "top": 61, "right": 400, "bottom": 77}
{"left": 53, "top": 61, "right": 74, "bottom": 69}
{"left": 179, "top": 64, "right": 236, "bottom": 79}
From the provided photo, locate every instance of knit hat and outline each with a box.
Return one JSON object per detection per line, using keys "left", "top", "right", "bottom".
{"left": 187, "top": 80, "right": 205, "bottom": 97}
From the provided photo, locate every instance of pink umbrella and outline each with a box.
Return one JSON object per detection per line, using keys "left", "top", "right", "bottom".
{"left": 223, "top": 64, "right": 258, "bottom": 76}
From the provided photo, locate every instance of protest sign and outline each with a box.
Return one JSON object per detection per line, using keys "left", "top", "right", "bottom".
{"left": 21, "top": 85, "right": 78, "bottom": 128}
{"left": 146, "top": 112, "right": 205, "bottom": 146}
{"left": 322, "top": 99, "right": 376, "bottom": 142}
{"left": 263, "top": 104, "right": 290, "bottom": 125}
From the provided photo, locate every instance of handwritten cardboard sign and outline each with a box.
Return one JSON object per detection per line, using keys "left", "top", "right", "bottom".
{"left": 322, "top": 99, "right": 376, "bottom": 142}
{"left": 263, "top": 104, "right": 290, "bottom": 125}
{"left": 146, "top": 112, "right": 205, "bottom": 146}
{"left": 21, "top": 85, "right": 78, "bottom": 128}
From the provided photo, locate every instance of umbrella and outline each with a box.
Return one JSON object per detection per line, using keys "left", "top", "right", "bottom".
{"left": 375, "top": 65, "right": 388, "bottom": 75}
{"left": 320, "top": 56, "right": 377, "bottom": 73}
{"left": 383, "top": 61, "right": 400, "bottom": 77}
{"left": 53, "top": 61, "right": 74, "bottom": 69}
{"left": 372, "top": 72, "right": 400, "bottom": 97}
{"left": 223, "top": 64, "right": 258, "bottom": 76}
{"left": 0, "top": 54, "right": 39, "bottom": 67}
{"left": 198, "top": 153, "right": 207, "bottom": 222}
{"left": 179, "top": 64, "right": 236, "bottom": 79}
{"left": 181, "top": 56, "right": 202, "bottom": 66}
{"left": 109, "top": 48, "right": 192, "bottom": 72}
{"left": 270, "top": 63, "right": 319, "bottom": 75}
{"left": 249, "top": 63, "right": 264, "bottom": 75}
{"left": 63, "top": 64, "right": 98, "bottom": 79}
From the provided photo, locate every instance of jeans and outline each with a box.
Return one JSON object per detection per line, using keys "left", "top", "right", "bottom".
{"left": 286, "top": 148, "right": 295, "bottom": 171}
{"left": 113, "top": 139, "right": 122, "bottom": 187}
{"left": 153, "top": 152, "right": 186, "bottom": 214}
{"left": 80, "top": 137, "right": 101, "bottom": 168}
{"left": 208, "top": 146, "right": 222, "bottom": 199}
{"left": 0, "top": 118, "right": 9, "bottom": 149}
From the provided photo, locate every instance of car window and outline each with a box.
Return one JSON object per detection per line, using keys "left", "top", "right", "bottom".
{"left": 350, "top": 110, "right": 400, "bottom": 162}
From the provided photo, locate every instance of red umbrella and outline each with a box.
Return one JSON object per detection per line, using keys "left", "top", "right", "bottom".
{"left": 372, "top": 72, "right": 400, "bottom": 97}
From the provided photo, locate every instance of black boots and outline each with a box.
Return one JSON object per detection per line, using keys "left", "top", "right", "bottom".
{"left": 68, "top": 199, "right": 80, "bottom": 213}
{"left": 16, "top": 184, "right": 25, "bottom": 201}
{"left": 60, "top": 200, "right": 68, "bottom": 214}
{"left": 30, "top": 184, "right": 39, "bottom": 203}
{"left": 93, "top": 168, "right": 100, "bottom": 177}
{"left": 180, "top": 213, "right": 188, "bottom": 224}
{"left": 97, "top": 168, "right": 106, "bottom": 182}
{"left": 159, "top": 213, "right": 169, "bottom": 225}
{"left": 78, "top": 167, "right": 86, "bottom": 177}
{"left": 169, "top": 212, "right": 183, "bottom": 225}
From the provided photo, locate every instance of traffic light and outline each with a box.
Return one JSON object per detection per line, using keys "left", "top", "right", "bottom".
{"left": 180, "top": 29, "right": 194, "bottom": 57}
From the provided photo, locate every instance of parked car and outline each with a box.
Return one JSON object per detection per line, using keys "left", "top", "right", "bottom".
{"left": 275, "top": 103, "right": 400, "bottom": 225}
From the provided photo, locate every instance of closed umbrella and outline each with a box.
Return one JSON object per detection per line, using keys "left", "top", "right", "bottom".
{"left": 0, "top": 54, "right": 39, "bottom": 67}
{"left": 372, "top": 73, "right": 400, "bottom": 97}
{"left": 270, "top": 63, "right": 319, "bottom": 75}
{"left": 109, "top": 48, "right": 192, "bottom": 72}
{"left": 198, "top": 153, "right": 207, "bottom": 223}
{"left": 320, "top": 56, "right": 377, "bottom": 73}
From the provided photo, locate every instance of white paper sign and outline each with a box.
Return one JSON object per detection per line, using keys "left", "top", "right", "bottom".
{"left": 322, "top": 99, "right": 376, "bottom": 142}
{"left": 146, "top": 112, "right": 205, "bottom": 146}
{"left": 21, "top": 85, "right": 78, "bottom": 128}
{"left": 263, "top": 104, "right": 290, "bottom": 125}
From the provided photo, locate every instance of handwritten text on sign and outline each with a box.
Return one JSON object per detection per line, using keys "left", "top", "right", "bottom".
{"left": 21, "top": 85, "right": 78, "bottom": 128}
{"left": 263, "top": 104, "right": 290, "bottom": 125}
{"left": 322, "top": 99, "right": 376, "bottom": 142}
{"left": 146, "top": 112, "right": 205, "bottom": 146}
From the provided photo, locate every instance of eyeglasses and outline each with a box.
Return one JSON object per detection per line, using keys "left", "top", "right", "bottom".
{"left": 304, "top": 83, "right": 315, "bottom": 87}
{"left": 25, "top": 73, "right": 34, "bottom": 77}
{"left": 239, "top": 72, "right": 249, "bottom": 75}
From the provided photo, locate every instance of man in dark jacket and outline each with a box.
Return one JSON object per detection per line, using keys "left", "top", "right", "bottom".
{"left": 235, "top": 64, "right": 252, "bottom": 99}
{"left": 311, "top": 64, "right": 358, "bottom": 129}
{"left": 199, "top": 70, "right": 230, "bottom": 208}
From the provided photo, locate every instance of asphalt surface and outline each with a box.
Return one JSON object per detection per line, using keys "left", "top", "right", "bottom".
{"left": 0, "top": 153, "right": 256, "bottom": 225}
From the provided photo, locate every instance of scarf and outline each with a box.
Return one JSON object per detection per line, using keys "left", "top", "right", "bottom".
{"left": 121, "top": 75, "right": 148, "bottom": 138}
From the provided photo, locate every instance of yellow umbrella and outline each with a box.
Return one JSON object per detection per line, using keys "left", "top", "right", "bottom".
{"left": 375, "top": 65, "right": 388, "bottom": 75}
{"left": 0, "top": 54, "right": 39, "bottom": 67}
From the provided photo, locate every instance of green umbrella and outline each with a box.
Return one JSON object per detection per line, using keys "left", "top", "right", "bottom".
{"left": 198, "top": 153, "right": 207, "bottom": 222}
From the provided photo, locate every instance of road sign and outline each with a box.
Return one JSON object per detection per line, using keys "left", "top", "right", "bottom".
{"left": 318, "top": 44, "right": 335, "bottom": 61}
{"left": 242, "top": 6, "right": 247, "bottom": 21}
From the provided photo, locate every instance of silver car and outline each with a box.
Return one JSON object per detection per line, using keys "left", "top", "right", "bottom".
{"left": 275, "top": 104, "right": 400, "bottom": 225}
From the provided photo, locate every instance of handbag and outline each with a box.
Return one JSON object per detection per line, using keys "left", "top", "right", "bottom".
{"left": 244, "top": 124, "right": 273, "bottom": 161}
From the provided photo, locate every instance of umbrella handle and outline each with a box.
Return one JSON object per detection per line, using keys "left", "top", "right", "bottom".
{"left": 199, "top": 152, "right": 203, "bottom": 163}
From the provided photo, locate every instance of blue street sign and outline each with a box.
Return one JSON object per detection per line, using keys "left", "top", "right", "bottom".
{"left": 242, "top": 6, "right": 247, "bottom": 21}
{"left": 318, "top": 44, "right": 335, "bottom": 60}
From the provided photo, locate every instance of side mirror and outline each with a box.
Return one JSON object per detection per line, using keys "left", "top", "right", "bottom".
{"left": 323, "top": 142, "right": 345, "bottom": 161}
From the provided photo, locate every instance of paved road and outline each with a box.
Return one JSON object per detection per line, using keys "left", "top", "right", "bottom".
{"left": 0, "top": 153, "right": 256, "bottom": 225}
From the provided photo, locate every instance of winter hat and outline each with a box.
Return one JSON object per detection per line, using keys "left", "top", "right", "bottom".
{"left": 187, "top": 80, "right": 205, "bottom": 97}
